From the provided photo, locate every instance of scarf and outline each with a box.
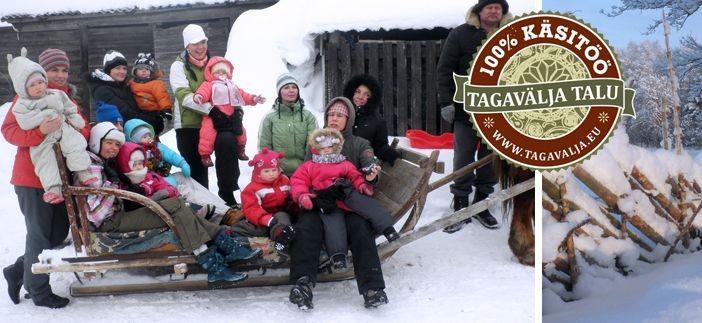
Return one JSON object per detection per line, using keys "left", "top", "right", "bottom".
{"left": 312, "top": 153, "right": 346, "bottom": 164}
{"left": 187, "top": 53, "right": 208, "bottom": 68}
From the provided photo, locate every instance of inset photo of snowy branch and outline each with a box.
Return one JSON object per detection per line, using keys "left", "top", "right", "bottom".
{"left": 0, "top": 0, "right": 537, "bottom": 322}
{"left": 542, "top": 1, "right": 702, "bottom": 322}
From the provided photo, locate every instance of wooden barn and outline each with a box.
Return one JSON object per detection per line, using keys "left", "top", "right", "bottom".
{"left": 0, "top": 0, "right": 277, "bottom": 118}
{"left": 321, "top": 28, "right": 452, "bottom": 136}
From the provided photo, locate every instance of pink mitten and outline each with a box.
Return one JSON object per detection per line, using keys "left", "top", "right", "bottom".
{"left": 358, "top": 183, "right": 374, "bottom": 196}
{"left": 298, "top": 193, "right": 316, "bottom": 210}
{"left": 193, "top": 94, "right": 204, "bottom": 104}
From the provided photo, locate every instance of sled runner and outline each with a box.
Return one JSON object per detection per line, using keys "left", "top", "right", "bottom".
{"left": 32, "top": 141, "right": 533, "bottom": 296}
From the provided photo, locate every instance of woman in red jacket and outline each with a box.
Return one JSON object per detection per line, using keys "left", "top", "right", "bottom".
{"left": 1, "top": 48, "right": 90, "bottom": 309}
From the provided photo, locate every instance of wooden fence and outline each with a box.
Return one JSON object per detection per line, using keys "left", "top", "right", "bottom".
{"left": 323, "top": 33, "right": 452, "bottom": 136}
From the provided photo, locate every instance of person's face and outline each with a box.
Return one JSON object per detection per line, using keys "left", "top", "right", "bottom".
{"left": 131, "top": 159, "right": 145, "bottom": 171}
{"left": 479, "top": 4, "right": 504, "bottom": 25}
{"left": 110, "top": 65, "right": 128, "bottom": 82}
{"left": 352, "top": 85, "right": 371, "bottom": 107}
{"left": 280, "top": 83, "right": 299, "bottom": 103}
{"left": 46, "top": 66, "right": 69, "bottom": 86}
{"left": 114, "top": 121, "right": 124, "bottom": 132}
{"left": 187, "top": 39, "right": 208, "bottom": 59}
{"left": 259, "top": 167, "right": 280, "bottom": 182}
{"left": 318, "top": 146, "right": 334, "bottom": 155}
{"left": 26, "top": 78, "right": 47, "bottom": 98}
{"left": 100, "top": 139, "right": 122, "bottom": 159}
{"left": 135, "top": 68, "right": 151, "bottom": 79}
{"left": 139, "top": 134, "right": 152, "bottom": 145}
{"left": 212, "top": 70, "right": 229, "bottom": 80}
{"left": 326, "top": 112, "right": 348, "bottom": 132}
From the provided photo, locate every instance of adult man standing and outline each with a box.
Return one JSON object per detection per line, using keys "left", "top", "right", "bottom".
{"left": 436, "top": 0, "right": 512, "bottom": 231}
{"left": 170, "top": 24, "right": 242, "bottom": 207}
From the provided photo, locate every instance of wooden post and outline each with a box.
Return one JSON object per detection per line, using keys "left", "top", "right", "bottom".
{"left": 566, "top": 234, "right": 578, "bottom": 288}
{"left": 662, "top": 96, "right": 669, "bottom": 150}
{"left": 662, "top": 9, "right": 683, "bottom": 155}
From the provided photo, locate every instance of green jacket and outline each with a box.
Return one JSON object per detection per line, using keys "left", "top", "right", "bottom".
{"left": 259, "top": 99, "right": 318, "bottom": 176}
{"left": 169, "top": 52, "right": 209, "bottom": 129}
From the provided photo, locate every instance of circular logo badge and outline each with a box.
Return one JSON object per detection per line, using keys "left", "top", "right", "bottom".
{"left": 453, "top": 13, "right": 636, "bottom": 170}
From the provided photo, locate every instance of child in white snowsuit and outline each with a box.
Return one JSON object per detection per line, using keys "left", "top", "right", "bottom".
{"left": 7, "top": 48, "right": 95, "bottom": 204}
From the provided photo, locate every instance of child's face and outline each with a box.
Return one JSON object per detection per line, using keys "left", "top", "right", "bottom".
{"left": 140, "top": 134, "right": 152, "bottom": 145}
{"left": 131, "top": 159, "right": 145, "bottom": 171}
{"left": 319, "top": 146, "right": 334, "bottom": 155}
{"left": 135, "top": 68, "right": 151, "bottom": 79}
{"left": 259, "top": 167, "right": 280, "bottom": 182}
{"left": 212, "top": 70, "right": 229, "bottom": 80}
{"left": 26, "top": 79, "right": 47, "bottom": 98}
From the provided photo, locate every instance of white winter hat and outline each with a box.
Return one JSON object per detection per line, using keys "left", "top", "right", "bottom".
{"left": 7, "top": 47, "right": 47, "bottom": 99}
{"left": 182, "top": 24, "right": 208, "bottom": 48}
{"left": 89, "top": 122, "right": 126, "bottom": 155}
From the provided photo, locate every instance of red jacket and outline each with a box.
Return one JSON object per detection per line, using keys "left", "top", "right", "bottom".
{"left": 1, "top": 83, "right": 91, "bottom": 188}
{"left": 290, "top": 159, "right": 366, "bottom": 211}
{"left": 241, "top": 174, "right": 291, "bottom": 227}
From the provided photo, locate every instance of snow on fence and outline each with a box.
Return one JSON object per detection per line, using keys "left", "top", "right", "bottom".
{"left": 542, "top": 126, "right": 702, "bottom": 301}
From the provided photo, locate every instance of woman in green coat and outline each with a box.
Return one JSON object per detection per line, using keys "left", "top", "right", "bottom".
{"left": 258, "top": 73, "right": 318, "bottom": 176}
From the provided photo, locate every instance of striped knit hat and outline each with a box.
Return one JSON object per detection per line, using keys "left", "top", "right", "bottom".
{"left": 38, "top": 48, "right": 70, "bottom": 71}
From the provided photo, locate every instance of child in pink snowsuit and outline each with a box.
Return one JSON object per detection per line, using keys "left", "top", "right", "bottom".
{"left": 116, "top": 142, "right": 179, "bottom": 201}
{"left": 193, "top": 56, "right": 265, "bottom": 163}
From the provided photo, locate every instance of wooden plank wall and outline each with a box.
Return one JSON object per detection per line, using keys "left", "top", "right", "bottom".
{"left": 0, "top": 27, "right": 82, "bottom": 104}
{"left": 0, "top": 4, "right": 255, "bottom": 120}
{"left": 324, "top": 37, "right": 452, "bottom": 136}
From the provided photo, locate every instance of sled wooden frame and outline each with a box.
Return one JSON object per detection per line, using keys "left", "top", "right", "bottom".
{"left": 33, "top": 142, "right": 534, "bottom": 297}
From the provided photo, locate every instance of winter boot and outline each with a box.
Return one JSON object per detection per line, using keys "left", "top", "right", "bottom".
{"left": 383, "top": 227, "right": 400, "bottom": 242}
{"left": 213, "top": 229, "right": 262, "bottom": 263}
{"left": 3, "top": 263, "right": 23, "bottom": 304}
{"left": 196, "top": 247, "right": 247, "bottom": 283}
{"left": 289, "top": 276, "right": 314, "bottom": 310}
{"left": 473, "top": 191, "right": 499, "bottom": 229}
{"left": 443, "top": 196, "right": 471, "bottom": 233}
{"left": 33, "top": 292, "right": 70, "bottom": 309}
{"left": 237, "top": 145, "right": 249, "bottom": 161}
{"left": 363, "top": 288, "right": 389, "bottom": 308}
{"left": 331, "top": 253, "right": 347, "bottom": 271}
{"left": 273, "top": 225, "right": 296, "bottom": 254}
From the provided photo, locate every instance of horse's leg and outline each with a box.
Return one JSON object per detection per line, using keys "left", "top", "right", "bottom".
{"left": 508, "top": 189, "right": 535, "bottom": 266}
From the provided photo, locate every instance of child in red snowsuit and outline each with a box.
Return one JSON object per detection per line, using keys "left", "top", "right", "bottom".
{"left": 193, "top": 56, "right": 265, "bottom": 163}
{"left": 233, "top": 148, "right": 296, "bottom": 253}
{"left": 290, "top": 128, "right": 399, "bottom": 270}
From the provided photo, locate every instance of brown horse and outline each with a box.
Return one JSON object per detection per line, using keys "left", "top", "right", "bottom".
{"left": 494, "top": 158, "right": 535, "bottom": 266}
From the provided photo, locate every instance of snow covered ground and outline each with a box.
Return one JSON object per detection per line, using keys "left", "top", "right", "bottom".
{"left": 0, "top": 102, "right": 534, "bottom": 321}
{"left": 544, "top": 252, "right": 702, "bottom": 323}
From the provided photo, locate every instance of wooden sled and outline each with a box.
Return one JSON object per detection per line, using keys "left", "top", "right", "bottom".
{"left": 33, "top": 141, "right": 534, "bottom": 297}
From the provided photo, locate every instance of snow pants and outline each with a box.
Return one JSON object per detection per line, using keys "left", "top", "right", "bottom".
{"left": 230, "top": 211, "right": 291, "bottom": 239}
{"left": 30, "top": 122, "right": 90, "bottom": 191}
{"left": 342, "top": 190, "right": 394, "bottom": 235}
{"left": 289, "top": 210, "right": 385, "bottom": 294}
{"left": 97, "top": 197, "right": 221, "bottom": 252}
{"left": 169, "top": 172, "right": 230, "bottom": 223}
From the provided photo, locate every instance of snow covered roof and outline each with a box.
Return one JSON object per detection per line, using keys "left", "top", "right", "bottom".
{"left": 1, "top": 0, "right": 271, "bottom": 21}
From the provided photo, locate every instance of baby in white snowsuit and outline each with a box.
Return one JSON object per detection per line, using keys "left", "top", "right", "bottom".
{"left": 8, "top": 48, "right": 96, "bottom": 204}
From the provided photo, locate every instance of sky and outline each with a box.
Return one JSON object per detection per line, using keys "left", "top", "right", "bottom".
{"left": 543, "top": 0, "right": 702, "bottom": 49}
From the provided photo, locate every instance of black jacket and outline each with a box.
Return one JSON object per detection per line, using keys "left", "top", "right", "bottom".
{"left": 436, "top": 23, "right": 487, "bottom": 123}
{"left": 87, "top": 72, "right": 165, "bottom": 135}
{"left": 343, "top": 74, "right": 400, "bottom": 166}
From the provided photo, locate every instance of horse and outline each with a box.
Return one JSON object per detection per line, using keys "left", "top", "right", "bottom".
{"left": 494, "top": 158, "right": 535, "bottom": 266}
